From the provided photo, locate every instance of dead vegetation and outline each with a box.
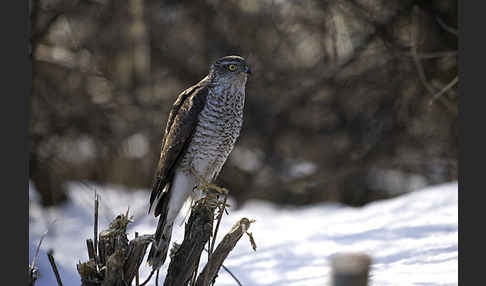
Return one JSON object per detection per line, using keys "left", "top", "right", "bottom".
{"left": 31, "top": 191, "right": 374, "bottom": 286}
{"left": 71, "top": 193, "right": 255, "bottom": 286}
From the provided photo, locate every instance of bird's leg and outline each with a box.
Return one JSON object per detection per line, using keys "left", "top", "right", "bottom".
{"left": 190, "top": 167, "right": 229, "bottom": 196}
{"left": 190, "top": 167, "right": 230, "bottom": 212}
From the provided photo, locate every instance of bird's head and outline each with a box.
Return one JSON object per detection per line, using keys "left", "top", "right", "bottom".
{"left": 209, "top": 55, "right": 251, "bottom": 86}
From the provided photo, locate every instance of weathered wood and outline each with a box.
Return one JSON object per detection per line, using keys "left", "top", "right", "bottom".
{"left": 47, "top": 250, "right": 64, "bottom": 286}
{"left": 209, "top": 195, "right": 228, "bottom": 256}
{"left": 163, "top": 201, "right": 213, "bottom": 286}
{"left": 135, "top": 232, "right": 140, "bottom": 286}
{"left": 78, "top": 208, "right": 154, "bottom": 286}
{"left": 29, "top": 265, "right": 38, "bottom": 286}
{"left": 87, "top": 239, "right": 96, "bottom": 261}
{"left": 124, "top": 234, "right": 154, "bottom": 285}
{"left": 330, "top": 253, "right": 372, "bottom": 286}
{"left": 94, "top": 193, "right": 99, "bottom": 257}
{"left": 98, "top": 238, "right": 106, "bottom": 266}
{"left": 77, "top": 258, "right": 101, "bottom": 286}
{"left": 98, "top": 214, "right": 131, "bottom": 264}
{"left": 195, "top": 218, "right": 254, "bottom": 286}
{"left": 30, "top": 232, "right": 47, "bottom": 286}
{"left": 102, "top": 248, "right": 125, "bottom": 286}
{"left": 77, "top": 193, "right": 250, "bottom": 286}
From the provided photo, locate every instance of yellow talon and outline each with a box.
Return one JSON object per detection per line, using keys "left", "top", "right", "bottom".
{"left": 190, "top": 167, "right": 229, "bottom": 196}
{"left": 190, "top": 167, "right": 230, "bottom": 214}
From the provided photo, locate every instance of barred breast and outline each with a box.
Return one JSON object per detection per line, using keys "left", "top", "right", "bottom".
{"left": 181, "top": 83, "right": 245, "bottom": 182}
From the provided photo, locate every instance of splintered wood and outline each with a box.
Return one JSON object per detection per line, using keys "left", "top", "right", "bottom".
{"left": 76, "top": 195, "right": 255, "bottom": 286}
{"left": 165, "top": 198, "right": 256, "bottom": 286}
{"left": 195, "top": 218, "right": 255, "bottom": 286}
{"left": 77, "top": 207, "right": 153, "bottom": 286}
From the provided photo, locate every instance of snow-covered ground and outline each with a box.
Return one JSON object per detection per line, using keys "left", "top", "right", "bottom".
{"left": 29, "top": 181, "right": 458, "bottom": 286}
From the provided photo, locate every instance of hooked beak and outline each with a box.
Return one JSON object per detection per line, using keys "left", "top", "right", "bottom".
{"left": 245, "top": 66, "right": 252, "bottom": 75}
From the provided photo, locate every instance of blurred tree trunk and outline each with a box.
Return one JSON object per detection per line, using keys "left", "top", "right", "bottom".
{"left": 29, "top": 152, "right": 67, "bottom": 206}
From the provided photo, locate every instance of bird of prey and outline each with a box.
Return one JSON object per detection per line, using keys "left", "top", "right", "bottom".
{"left": 147, "top": 55, "right": 251, "bottom": 269}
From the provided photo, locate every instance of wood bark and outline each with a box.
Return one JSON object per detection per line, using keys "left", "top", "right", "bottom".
{"left": 77, "top": 213, "right": 154, "bottom": 286}
{"left": 163, "top": 202, "right": 213, "bottom": 286}
{"left": 195, "top": 218, "right": 254, "bottom": 286}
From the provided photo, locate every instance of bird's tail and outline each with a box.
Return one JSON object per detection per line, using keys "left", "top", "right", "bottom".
{"left": 147, "top": 185, "right": 173, "bottom": 270}
{"left": 147, "top": 171, "right": 196, "bottom": 269}
{"left": 147, "top": 216, "right": 173, "bottom": 269}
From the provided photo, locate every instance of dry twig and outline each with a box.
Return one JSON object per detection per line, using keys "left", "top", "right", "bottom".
{"left": 436, "top": 16, "right": 457, "bottom": 36}
{"left": 94, "top": 191, "right": 99, "bottom": 257}
{"left": 195, "top": 218, "right": 255, "bottom": 286}
{"left": 47, "top": 250, "right": 64, "bottom": 286}
{"left": 429, "top": 75, "right": 459, "bottom": 106}
{"left": 77, "top": 196, "right": 153, "bottom": 286}
{"left": 29, "top": 232, "right": 47, "bottom": 286}
{"left": 411, "top": 6, "right": 458, "bottom": 114}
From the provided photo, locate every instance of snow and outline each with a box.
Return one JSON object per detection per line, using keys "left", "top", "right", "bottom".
{"left": 29, "top": 181, "right": 458, "bottom": 286}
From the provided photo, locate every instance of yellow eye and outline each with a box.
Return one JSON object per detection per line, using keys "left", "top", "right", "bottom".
{"left": 228, "top": 64, "right": 237, "bottom": 71}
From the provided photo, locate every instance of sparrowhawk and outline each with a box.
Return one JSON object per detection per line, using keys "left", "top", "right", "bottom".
{"left": 147, "top": 55, "right": 251, "bottom": 269}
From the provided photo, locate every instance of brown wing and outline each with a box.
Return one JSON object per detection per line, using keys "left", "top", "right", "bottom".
{"left": 149, "top": 78, "right": 209, "bottom": 215}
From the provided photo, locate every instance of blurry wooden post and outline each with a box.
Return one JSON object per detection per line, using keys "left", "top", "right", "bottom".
{"left": 330, "top": 253, "right": 372, "bottom": 286}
